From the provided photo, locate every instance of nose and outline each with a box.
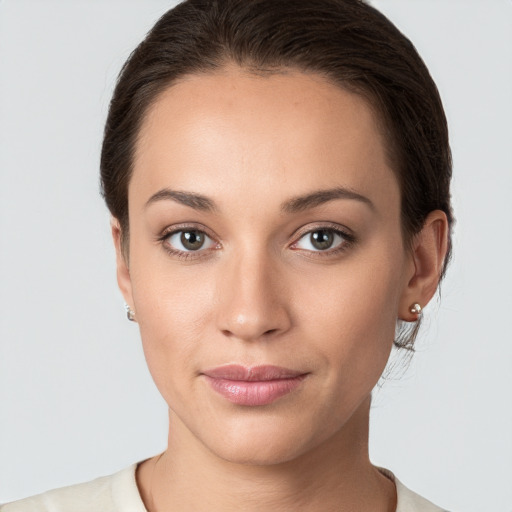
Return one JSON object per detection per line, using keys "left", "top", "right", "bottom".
{"left": 215, "top": 249, "right": 292, "bottom": 342}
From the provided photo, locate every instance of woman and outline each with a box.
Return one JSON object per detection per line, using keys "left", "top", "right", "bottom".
{"left": 2, "top": 0, "right": 453, "bottom": 510}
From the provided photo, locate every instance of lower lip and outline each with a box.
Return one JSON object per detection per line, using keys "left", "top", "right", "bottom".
{"left": 204, "top": 375, "right": 307, "bottom": 406}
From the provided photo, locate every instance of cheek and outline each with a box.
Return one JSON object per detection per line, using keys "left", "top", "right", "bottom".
{"left": 129, "top": 256, "right": 218, "bottom": 401}
{"left": 296, "top": 247, "right": 404, "bottom": 383}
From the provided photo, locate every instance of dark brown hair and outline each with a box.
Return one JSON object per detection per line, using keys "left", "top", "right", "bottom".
{"left": 100, "top": 0, "right": 453, "bottom": 349}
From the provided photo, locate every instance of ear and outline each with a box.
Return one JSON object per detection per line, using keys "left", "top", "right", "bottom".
{"left": 111, "top": 218, "right": 135, "bottom": 313}
{"left": 399, "top": 210, "right": 449, "bottom": 321}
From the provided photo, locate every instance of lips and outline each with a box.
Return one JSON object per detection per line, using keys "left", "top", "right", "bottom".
{"left": 202, "top": 365, "right": 308, "bottom": 406}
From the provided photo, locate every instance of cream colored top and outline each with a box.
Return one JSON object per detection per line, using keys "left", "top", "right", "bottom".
{"left": 1, "top": 464, "right": 448, "bottom": 511}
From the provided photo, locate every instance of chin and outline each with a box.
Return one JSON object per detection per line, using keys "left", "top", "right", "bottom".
{"left": 211, "top": 436, "right": 312, "bottom": 467}
{"left": 195, "top": 410, "right": 335, "bottom": 467}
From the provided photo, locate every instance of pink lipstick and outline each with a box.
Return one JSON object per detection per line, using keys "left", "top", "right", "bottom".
{"left": 202, "top": 365, "right": 307, "bottom": 406}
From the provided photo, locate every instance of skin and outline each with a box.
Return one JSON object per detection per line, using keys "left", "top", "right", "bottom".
{"left": 113, "top": 64, "right": 448, "bottom": 511}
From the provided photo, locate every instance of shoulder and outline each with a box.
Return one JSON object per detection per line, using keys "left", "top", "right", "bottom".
{"left": 395, "top": 478, "right": 449, "bottom": 512}
{"left": 379, "top": 468, "right": 450, "bottom": 512}
{"left": 0, "top": 464, "right": 147, "bottom": 512}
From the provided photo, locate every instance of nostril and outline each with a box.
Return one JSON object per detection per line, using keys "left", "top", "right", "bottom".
{"left": 220, "top": 327, "right": 278, "bottom": 339}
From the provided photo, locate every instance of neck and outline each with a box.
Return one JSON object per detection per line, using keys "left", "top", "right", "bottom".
{"left": 137, "top": 396, "right": 396, "bottom": 512}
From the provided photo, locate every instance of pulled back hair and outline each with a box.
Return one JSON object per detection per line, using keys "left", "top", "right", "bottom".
{"left": 100, "top": 0, "right": 453, "bottom": 349}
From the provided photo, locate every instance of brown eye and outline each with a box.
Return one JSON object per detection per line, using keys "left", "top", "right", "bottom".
{"left": 310, "top": 230, "right": 335, "bottom": 250}
{"left": 294, "top": 228, "right": 349, "bottom": 253}
{"left": 165, "top": 229, "right": 216, "bottom": 253}
{"left": 180, "top": 230, "right": 205, "bottom": 250}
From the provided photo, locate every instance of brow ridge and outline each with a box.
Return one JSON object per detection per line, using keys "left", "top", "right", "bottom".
{"left": 144, "top": 186, "right": 373, "bottom": 213}
{"left": 281, "top": 186, "right": 374, "bottom": 213}
{"left": 145, "top": 189, "right": 218, "bottom": 212}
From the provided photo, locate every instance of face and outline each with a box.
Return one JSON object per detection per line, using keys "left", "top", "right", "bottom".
{"left": 117, "top": 65, "right": 415, "bottom": 465}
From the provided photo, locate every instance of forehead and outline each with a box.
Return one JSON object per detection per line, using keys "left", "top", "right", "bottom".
{"left": 131, "top": 65, "right": 399, "bottom": 214}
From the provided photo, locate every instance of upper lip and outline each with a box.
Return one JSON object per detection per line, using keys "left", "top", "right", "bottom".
{"left": 202, "top": 365, "right": 306, "bottom": 381}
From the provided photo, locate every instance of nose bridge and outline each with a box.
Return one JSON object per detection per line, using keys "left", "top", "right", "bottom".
{"left": 216, "top": 244, "right": 290, "bottom": 341}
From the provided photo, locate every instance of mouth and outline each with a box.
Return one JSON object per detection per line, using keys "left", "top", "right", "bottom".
{"left": 201, "top": 365, "right": 309, "bottom": 406}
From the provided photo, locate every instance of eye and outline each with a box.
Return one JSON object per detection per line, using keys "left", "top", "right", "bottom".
{"left": 293, "top": 228, "right": 350, "bottom": 253}
{"left": 164, "top": 229, "right": 217, "bottom": 253}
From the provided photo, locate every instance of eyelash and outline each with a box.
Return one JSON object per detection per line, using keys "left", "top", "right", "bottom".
{"left": 157, "top": 223, "right": 356, "bottom": 261}
{"left": 157, "top": 224, "right": 219, "bottom": 261}
{"left": 291, "top": 224, "right": 356, "bottom": 258}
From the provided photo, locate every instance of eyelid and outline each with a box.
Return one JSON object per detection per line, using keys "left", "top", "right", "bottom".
{"left": 157, "top": 221, "right": 355, "bottom": 260}
{"left": 159, "top": 222, "right": 218, "bottom": 241}
{"left": 289, "top": 222, "right": 356, "bottom": 254}
{"left": 291, "top": 222, "right": 353, "bottom": 240}
{"left": 167, "top": 230, "right": 217, "bottom": 251}
{"left": 158, "top": 223, "right": 221, "bottom": 259}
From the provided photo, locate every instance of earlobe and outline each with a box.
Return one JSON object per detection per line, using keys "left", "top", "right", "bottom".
{"left": 111, "top": 218, "right": 135, "bottom": 314}
{"left": 399, "top": 210, "right": 449, "bottom": 321}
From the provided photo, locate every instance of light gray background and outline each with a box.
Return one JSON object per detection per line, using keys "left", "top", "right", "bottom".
{"left": 1, "top": 1, "right": 511, "bottom": 510}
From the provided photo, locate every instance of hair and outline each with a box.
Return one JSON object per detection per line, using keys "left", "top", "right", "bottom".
{"left": 100, "top": 0, "right": 453, "bottom": 349}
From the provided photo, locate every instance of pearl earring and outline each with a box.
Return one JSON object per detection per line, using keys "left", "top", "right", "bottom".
{"left": 409, "top": 303, "right": 422, "bottom": 315}
{"left": 125, "top": 303, "right": 136, "bottom": 322}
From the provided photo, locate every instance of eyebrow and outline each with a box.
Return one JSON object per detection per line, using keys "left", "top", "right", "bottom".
{"left": 144, "top": 186, "right": 374, "bottom": 213}
{"left": 145, "top": 189, "right": 218, "bottom": 212}
{"left": 281, "top": 186, "right": 374, "bottom": 213}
